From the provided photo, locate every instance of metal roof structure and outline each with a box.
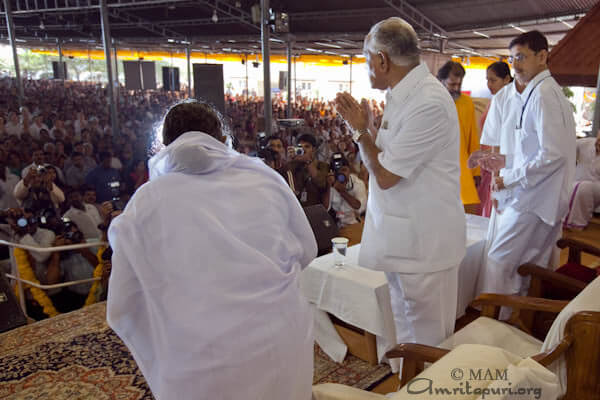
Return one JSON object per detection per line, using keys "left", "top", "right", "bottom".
{"left": 0, "top": 0, "right": 598, "bottom": 58}
{"left": 549, "top": 0, "right": 600, "bottom": 87}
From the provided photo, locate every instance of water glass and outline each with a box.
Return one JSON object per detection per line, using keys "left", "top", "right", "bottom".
{"left": 331, "top": 237, "right": 349, "bottom": 269}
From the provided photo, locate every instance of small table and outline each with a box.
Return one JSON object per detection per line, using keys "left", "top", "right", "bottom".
{"left": 300, "top": 214, "right": 489, "bottom": 372}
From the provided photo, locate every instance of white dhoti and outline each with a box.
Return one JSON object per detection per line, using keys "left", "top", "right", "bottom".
{"left": 478, "top": 207, "right": 561, "bottom": 300}
{"left": 564, "top": 180, "right": 600, "bottom": 229}
{"left": 385, "top": 267, "right": 458, "bottom": 347}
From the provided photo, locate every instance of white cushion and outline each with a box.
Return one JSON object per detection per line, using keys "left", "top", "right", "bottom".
{"left": 475, "top": 357, "right": 560, "bottom": 400}
{"left": 312, "top": 383, "right": 385, "bottom": 400}
{"left": 540, "top": 276, "right": 600, "bottom": 396}
{"left": 438, "top": 317, "right": 543, "bottom": 358}
{"left": 389, "top": 344, "right": 522, "bottom": 400}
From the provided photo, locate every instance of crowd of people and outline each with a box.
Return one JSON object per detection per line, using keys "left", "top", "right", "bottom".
{"left": 0, "top": 13, "right": 591, "bottom": 399}
{"left": 0, "top": 76, "right": 380, "bottom": 317}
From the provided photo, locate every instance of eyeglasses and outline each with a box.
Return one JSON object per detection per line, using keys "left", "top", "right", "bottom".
{"left": 507, "top": 54, "right": 527, "bottom": 64}
{"left": 508, "top": 50, "right": 541, "bottom": 64}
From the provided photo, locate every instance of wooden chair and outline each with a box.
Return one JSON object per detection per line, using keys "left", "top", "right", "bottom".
{"left": 520, "top": 237, "right": 598, "bottom": 300}
{"left": 389, "top": 277, "right": 600, "bottom": 400}
{"left": 517, "top": 237, "right": 598, "bottom": 339}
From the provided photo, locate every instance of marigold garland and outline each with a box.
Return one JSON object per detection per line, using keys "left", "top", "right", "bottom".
{"left": 13, "top": 247, "right": 60, "bottom": 317}
{"left": 84, "top": 247, "right": 107, "bottom": 307}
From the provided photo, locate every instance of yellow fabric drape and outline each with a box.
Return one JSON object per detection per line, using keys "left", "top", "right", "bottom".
{"left": 84, "top": 247, "right": 107, "bottom": 307}
{"left": 455, "top": 94, "right": 481, "bottom": 205}
{"left": 13, "top": 248, "right": 60, "bottom": 317}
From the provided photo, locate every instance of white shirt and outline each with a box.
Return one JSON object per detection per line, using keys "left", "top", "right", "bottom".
{"left": 63, "top": 206, "right": 102, "bottom": 240}
{"left": 329, "top": 173, "right": 367, "bottom": 226}
{"left": 29, "top": 122, "right": 48, "bottom": 140}
{"left": 574, "top": 138, "right": 600, "bottom": 182}
{"left": 0, "top": 168, "right": 20, "bottom": 210}
{"left": 482, "top": 70, "right": 576, "bottom": 225}
{"left": 4, "top": 121, "right": 22, "bottom": 137}
{"left": 107, "top": 132, "right": 316, "bottom": 400}
{"left": 359, "top": 63, "right": 466, "bottom": 274}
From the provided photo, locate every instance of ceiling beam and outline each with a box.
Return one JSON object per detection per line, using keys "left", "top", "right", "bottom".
{"left": 0, "top": 0, "right": 192, "bottom": 15}
{"left": 193, "top": 0, "right": 259, "bottom": 32}
{"left": 109, "top": 7, "right": 185, "bottom": 39}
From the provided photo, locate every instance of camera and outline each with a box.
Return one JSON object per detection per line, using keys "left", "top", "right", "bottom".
{"left": 293, "top": 145, "right": 304, "bottom": 156}
{"left": 108, "top": 181, "right": 125, "bottom": 211}
{"left": 256, "top": 132, "right": 269, "bottom": 152}
{"left": 36, "top": 165, "right": 47, "bottom": 174}
{"left": 16, "top": 216, "right": 37, "bottom": 229}
{"left": 331, "top": 153, "right": 346, "bottom": 184}
{"left": 257, "top": 148, "right": 280, "bottom": 167}
{"left": 61, "top": 218, "right": 84, "bottom": 243}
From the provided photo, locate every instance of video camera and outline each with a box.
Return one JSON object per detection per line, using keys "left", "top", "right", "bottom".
{"left": 257, "top": 148, "right": 279, "bottom": 165}
{"left": 60, "top": 217, "right": 84, "bottom": 244}
{"left": 331, "top": 153, "right": 347, "bottom": 184}
{"left": 108, "top": 181, "right": 125, "bottom": 211}
{"left": 257, "top": 132, "right": 269, "bottom": 152}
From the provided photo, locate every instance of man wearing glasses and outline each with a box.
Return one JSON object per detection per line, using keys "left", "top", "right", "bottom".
{"left": 475, "top": 31, "right": 575, "bottom": 306}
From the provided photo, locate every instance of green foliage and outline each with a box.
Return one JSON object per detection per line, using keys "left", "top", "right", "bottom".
{"left": 562, "top": 86, "right": 576, "bottom": 113}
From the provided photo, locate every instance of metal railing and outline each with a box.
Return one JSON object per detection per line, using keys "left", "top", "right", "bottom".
{"left": 1, "top": 239, "right": 108, "bottom": 318}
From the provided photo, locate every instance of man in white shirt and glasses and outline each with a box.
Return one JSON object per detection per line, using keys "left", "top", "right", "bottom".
{"left": 335, "top": 17, "right": 466, "bottom": 356}
{"left": 476, "top": 31, "right": 575, "bottom": 304}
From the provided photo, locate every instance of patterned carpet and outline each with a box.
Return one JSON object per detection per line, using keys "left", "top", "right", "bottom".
{"left": 0, "top": 302, "right": 392, "bottom": 399}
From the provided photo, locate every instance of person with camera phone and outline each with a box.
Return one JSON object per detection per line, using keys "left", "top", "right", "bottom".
{"left": 325, "top": 153, "right": 367, "bottom": 246}
{"left": 286, "top": 133, "right": 329, "bottom": 207}
{"left": 14, "top": 164, "right": 65, "bottom": 209}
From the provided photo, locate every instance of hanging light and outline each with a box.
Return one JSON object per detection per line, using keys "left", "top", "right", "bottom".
{"left": 212, "top": 9, "right": 219, "bottom": 23}
{"left": 39, "top": 19, "right": 45, "bottom": 30}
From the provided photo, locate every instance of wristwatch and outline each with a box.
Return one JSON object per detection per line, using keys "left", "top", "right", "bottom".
{"left": 352, "top": 128, "right": 368, "bottom": 143}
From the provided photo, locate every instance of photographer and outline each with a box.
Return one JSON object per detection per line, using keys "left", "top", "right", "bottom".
{"left": 63, "top": 188, "right": 102, "bottom": 240}
{"left": 49, "top": 218, "right": 99, "bottom": 311}
{"left": 286, "top": 134, "right": 329, "bottom": 207}
{"left": 326, "top": 154, "right": 367, "bottom": 246}
{"left": 85, "top": 151, "right": 122, "bottom": 203}
{"left": 13, "top": 165, "right": 65, "bottom": 209}
{"left": 4, "top": 209, "right": 58, "bottom": 296}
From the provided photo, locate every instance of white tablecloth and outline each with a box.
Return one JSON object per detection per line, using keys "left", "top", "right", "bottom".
{"left": 300, "top": 214, "right": 489, "bottom": 372}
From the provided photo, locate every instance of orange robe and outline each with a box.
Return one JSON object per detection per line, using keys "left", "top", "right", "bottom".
{"left": 455, "top": 94, "right": 480, "bottom": 205}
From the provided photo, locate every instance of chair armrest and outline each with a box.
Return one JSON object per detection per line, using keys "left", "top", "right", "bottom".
{"left": 557, "top": 237, "right": 600, "bottom": 260}
{"left": 312, "top": 383, "right": 386, "bottom": 400}
{"left": 385, "top": 343, "right": 450, "bottom": 363}
{"left": 531, "top": 335, "right": 573, "bottom": 367}
{"left": 518, "top": 263, "right": 588, "bottom": 293}
{"left": 386, "top": 343, "right": 451, "bottom": 386}
{"left": 471, "top": 294, "right": 569, "bottom": 315}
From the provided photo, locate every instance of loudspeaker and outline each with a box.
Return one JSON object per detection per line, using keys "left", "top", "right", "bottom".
{"left": 303, "top": 205, "right": 339, "bottom": 256}
{"left": 279, "top": 71, "right": 288, "bottom": 90}
{"left": 52, "top": 61, "right": 67, "bottom": 79}
{"left": 141, "top": 61, "right": 157, "bottom": 90}
{"left": 0, "top": 271, "right": 27, "bottom": 333}
{"left": 162, "top": 67, "right": 180, "bottom": 91}
{"left": 123, "top": 61, "right": 142, "bottom": 90}
{"left": 124, "top": 61, "right": 156, "bottom": 90}
{"left": 193, "top": 64, "right": 225, "bottom": 114}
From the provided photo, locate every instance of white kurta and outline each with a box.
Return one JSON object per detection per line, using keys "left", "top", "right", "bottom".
{"left": 358, "top": 63, "right": 466, "bottom": 350}
{"left": 479, "top": 70, "right": 576, "bottom": 298}
{"left": 107, "top": 132, "right": 317, "bottom": 400}
{"left": 564, "top": 138, "right": 600, "bottom": 229}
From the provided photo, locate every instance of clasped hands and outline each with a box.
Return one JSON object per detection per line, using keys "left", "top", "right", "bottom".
{"left": 334, "top": 92, "right": 375, "bottom": 140}
{"left": 468, "top": 150, "right": 506, "bottom": 191}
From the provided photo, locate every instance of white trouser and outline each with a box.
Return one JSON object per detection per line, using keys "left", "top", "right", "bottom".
{"left": 479, "top": 207, "right": 561, "bottom": 301}
{"left": 564, "top": 180, "right": 600, "bottom": 229}
{"left": 385, "top": 266, "right": 458, "bottom": 348}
